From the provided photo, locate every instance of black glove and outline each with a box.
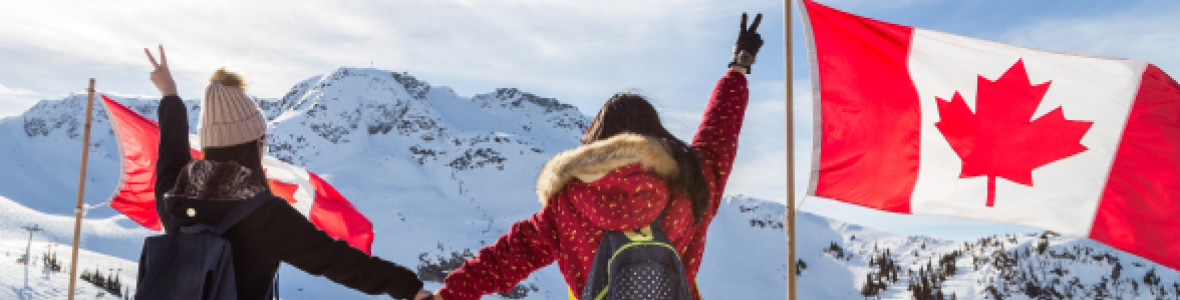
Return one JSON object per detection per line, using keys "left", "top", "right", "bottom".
{"left": 728, "top": 12, "right": 764, "bottom": 74}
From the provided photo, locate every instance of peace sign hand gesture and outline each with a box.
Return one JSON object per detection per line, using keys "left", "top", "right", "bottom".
{"left": 144, "top": 45, "right": 178, "bottom": 97}
{"left": 728, "top": 12, "right": 764, "bottom": 74}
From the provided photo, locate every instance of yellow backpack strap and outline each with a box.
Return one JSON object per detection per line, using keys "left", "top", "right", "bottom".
{"left": 623, "top": 210, "right": 663, "bottom": 242}
{"left": 622, "top": 225, "right": 654, "bottom": 242}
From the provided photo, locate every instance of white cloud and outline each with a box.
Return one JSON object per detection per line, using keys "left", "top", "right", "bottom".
{"left": 0, "top": 83, "right": 41, "bottom": 118}
{"left": 0, "top": 0, "right": 781, "bottom": 118}
{"left": 1000, "top": 2, "right": 1180, "bottom": 73}
{"left": 0, "top": 83, "right": 34, "bottom": 96}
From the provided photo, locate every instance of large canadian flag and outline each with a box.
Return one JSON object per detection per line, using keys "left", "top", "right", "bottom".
{"left": 102, "top": 95, "right": 374, "bottom": 254}
{"left": 802, "top": 0, "right": 1180, "bottom": 270}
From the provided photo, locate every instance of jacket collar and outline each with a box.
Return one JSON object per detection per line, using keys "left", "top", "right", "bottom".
{"left": 170, "top": 160, "right": 268, "bottom": 201}
{"left": 535, "top": 133, "right": 679, "bottom": 205}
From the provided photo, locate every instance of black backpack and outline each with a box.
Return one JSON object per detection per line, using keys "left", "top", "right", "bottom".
{"left": 581, "top": 213, "right": 693, "bottom": 300}
{"left": 134, "top": 196, "right": 267, "bottom": 300}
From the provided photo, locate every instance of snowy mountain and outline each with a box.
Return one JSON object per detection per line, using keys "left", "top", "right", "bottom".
{"left": 0, "top": 67, "right": 786, "bottom": 299}
{"left": 3, "top": 66, "right": 1175, "bottom": 300}
{"left": 794, "top": 211, "right": 1180, "bottom": 300}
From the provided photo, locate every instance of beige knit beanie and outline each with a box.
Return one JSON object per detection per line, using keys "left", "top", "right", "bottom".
{"left": 198, "top": 68, "right": 267, "bottom": 149}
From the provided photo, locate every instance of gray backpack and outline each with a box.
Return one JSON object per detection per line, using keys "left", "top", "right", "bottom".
{"left": 581, "top": 213, "right": 693, "bottom": 300}
{"left": 134, "top": 196, "right": 267, "bottom": 300}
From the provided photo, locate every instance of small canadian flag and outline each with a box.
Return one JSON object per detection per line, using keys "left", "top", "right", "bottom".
{"left": 101, "top": 95, "right": 374, "bottom": 254}
{"left": 802, "top": 0, "right": 1180, "bottom": 270}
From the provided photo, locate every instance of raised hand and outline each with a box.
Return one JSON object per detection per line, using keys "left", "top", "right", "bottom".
{"left": 729, "top": 12, "right": 764, "bottom": 74}
{"left": 144, "top": 44, "right": 178, "bottom": 96}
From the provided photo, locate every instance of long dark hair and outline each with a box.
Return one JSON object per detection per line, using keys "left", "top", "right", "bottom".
{"left": 202, "top": 139, "right": 270, "bottom": 193}
{"left": 582, "top": 93, "right": 709, "bottom": 224}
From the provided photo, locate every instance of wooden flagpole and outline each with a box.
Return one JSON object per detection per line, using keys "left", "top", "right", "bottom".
{"left": 784, "top": 0, "right": 797, "bottom": 299}
{"left": 67, "top": 78, "right": 96, "bottom": 300}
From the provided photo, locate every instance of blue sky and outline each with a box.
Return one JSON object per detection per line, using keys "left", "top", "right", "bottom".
{"left": 1, "top": 0, "right": 1177, "bottom": 240}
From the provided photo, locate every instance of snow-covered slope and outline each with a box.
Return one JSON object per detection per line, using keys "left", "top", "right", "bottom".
{"left": 0, "top": 67, "right": 787, "bottom": 299}
{"left": 796, "top": 210, "right": 1180, "bottom": 300}
{"left": 0, "top": 238, "right": 138, "bottom": 300}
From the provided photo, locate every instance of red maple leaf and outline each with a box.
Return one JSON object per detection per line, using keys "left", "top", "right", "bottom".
{"left": 935, "top": 59, "right": 1093, "bottom": 207}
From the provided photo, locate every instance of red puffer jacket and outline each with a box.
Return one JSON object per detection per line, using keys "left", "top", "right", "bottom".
{"left": 438, "top": 71, "right": 748, "bottom": 300}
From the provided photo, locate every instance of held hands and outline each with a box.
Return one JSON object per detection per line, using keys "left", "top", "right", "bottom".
{"left": 411, "top": 289, "right": 445, "bottom": 300}
{"left": 413, "top": 289, "right": 432, "bottom": 300}
{"left": 144, "top": 45, "right": 178, "bottom": 97}
{"left": 728, "top": 12, "right": 763, "bottom": 74}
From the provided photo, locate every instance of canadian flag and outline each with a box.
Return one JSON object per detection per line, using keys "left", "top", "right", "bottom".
{"left": 102, "top": 95, "right": 374, "bottom": 254}
{"left": 802, "top": 0, "right": 1180, "bottom": 270}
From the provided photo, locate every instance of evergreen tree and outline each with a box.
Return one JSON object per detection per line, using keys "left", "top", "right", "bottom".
{"left": 1144, "top": 268, "right": 1161, "bottom": 287}
{"left": 861, "top": 274, "right": 875, "bottom": 297}
{"left": 94, "top": 269, "right": 107, "bottom": 287}
{"left": 1112, "top": 261, "right": 1123, "bottom": 281}
{"left": 1036, "top": 238, "right": 1049, "bottom": 255}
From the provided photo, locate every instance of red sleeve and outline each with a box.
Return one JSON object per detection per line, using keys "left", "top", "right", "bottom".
{"left": 566, "top": 164, "right": 669, "bottom": 231}
{"left": 437, "top": 207, "right": 559, "bottom": 300}
{"left": 691, "top": 71, "right": 750, "bottom": 198}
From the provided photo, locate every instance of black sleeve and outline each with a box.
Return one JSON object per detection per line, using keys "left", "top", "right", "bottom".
{"left": 247, "top": 199, "right": 424, "bottom": 299}
{"left": 155, "top": 95, "right": 193, "bottom": 232}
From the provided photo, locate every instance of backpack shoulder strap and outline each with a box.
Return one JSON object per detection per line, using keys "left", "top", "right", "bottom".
{"left": 214, "top": 194, "right": 271, "bottom": 235}
{"left": 651, "top": 210, "right": 667, "bottom": 230}
{"left": 624, "top": 208, "right": 669, "bottom": 242}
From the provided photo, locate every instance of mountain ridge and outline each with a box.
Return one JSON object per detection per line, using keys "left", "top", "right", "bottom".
{"left": 0, "top": 66, "right": 785, "bottom": 299}
{"left": 3, "top": 66, "right": 1176, "bottom": 299}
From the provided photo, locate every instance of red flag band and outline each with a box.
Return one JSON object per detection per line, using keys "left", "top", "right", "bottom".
{"left": 103, "top": 95, "right": 163, "bottom": 230}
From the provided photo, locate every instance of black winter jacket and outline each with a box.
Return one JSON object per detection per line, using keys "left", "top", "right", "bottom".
{"left": 153, "top": 95, "right": 423, "bottom": 300}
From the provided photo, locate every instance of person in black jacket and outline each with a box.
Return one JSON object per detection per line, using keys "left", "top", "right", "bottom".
{"left": 144, "top": 45, "right": 432, "bottom": 300}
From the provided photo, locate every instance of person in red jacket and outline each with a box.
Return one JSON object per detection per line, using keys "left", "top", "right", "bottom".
{"left": 433, "top": 13, "right": 763, "bottom": 300}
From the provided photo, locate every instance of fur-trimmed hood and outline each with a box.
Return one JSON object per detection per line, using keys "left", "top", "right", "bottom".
{"left": 535, "top": 133, "right": 679, "bottom": 204}
{"left": 169, "top": 160, "right": 268, "bottom": 201}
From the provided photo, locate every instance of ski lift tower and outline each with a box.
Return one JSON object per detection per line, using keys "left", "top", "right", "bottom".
{"left": 20, "top": 224, "right": 41, "bottom": 300}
